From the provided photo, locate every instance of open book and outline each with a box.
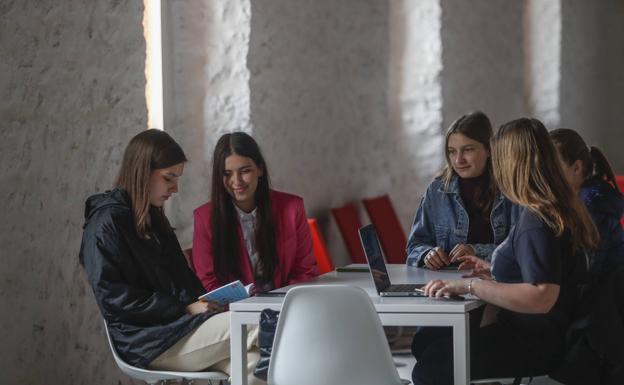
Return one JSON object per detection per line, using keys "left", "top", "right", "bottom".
{"left": 198, "top": 280, "right": 254, "bottom": 305}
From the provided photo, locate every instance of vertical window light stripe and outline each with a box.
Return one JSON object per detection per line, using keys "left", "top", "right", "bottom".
{"left": 143, "top": 0, "right": 164, "bottom": 130}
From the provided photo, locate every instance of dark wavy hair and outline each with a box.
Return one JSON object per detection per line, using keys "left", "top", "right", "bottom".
{"left": 115, "top": 129, "right": 187, "bottom": 238}
{"left": 550, "top": 128, "right": 621, "bottom": 194}
{"left": 210, "top": 132, "right": 277, "bottom": 286}
{"left": 439, "top": 111, "right": 497, "bottom": 220}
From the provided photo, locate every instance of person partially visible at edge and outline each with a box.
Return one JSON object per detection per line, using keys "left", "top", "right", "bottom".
{"left": 406, "top": 111, "right": 520, "bottom": 270}
{"left": 550, "top": 128, "right": 624, "bottom": 276}
{"left": 79, "top": 129, "right": 263, "bottom": 384}
{"left": 411, "top": 118, "right": 600, "bottom": 385}
{"left": 192, "top": 132, "right": 318, "bottom": 294}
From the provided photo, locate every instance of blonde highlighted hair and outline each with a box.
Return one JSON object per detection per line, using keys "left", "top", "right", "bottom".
{"left": 491, "top": 118, "right": 599, "bottom": 251}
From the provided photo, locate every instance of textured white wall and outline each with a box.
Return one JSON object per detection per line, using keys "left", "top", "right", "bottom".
{"left": 441, "top": 0, "right": 527, "bottom": 130}
{"left": 387, "top": 0, "right": 444, "bottom": 232}
{"left": 0, "top": 1, "right": 147, "bottom": 384}
{"left": 524, "top": 0, "right": 561, "bottom": 128}
{"left": 163, "top": 0, "right": 252, "bottom": 247}
{"left": 560, "top": 0, "right": 624, "bottom": 173}
{"left": 3, "top": 1, "right": 623, "bottom": 383}
{"left": 247, "top": 0, "right": 391, "bottom": 265}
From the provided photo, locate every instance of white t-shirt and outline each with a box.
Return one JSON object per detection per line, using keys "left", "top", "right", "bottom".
{"left": 235, "top": 204, "right": 260, "bottom": 275}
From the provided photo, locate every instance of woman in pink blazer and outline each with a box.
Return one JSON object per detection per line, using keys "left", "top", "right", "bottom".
{"left": 192, "top": 132, "right": 318, "bottom": 292}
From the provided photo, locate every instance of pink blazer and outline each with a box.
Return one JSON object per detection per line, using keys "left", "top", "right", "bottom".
{"left": 192, "top": 190, "right": 319, "bottom": 292}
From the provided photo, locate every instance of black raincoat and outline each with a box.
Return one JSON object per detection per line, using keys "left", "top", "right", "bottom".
{"left": 79, "top": 188, "right": 213, "bottom": 368}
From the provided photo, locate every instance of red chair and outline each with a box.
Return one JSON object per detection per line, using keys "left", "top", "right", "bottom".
{"left": 331, "top": 203, "right": 366, "bottom": 263}
{"left": 616, "top": 175, "right": 624, "bottom": 192}
{"left": 362, "top": 195, "right": 407, "bottom": 264}
{"left": 307, "top": 218, "right": 335, "bottom": 274}
{"left": 617, "top": 175, "right": 624, "bottom": 228}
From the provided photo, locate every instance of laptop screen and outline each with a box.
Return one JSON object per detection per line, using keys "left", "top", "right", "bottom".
{"left": 359, "top": 224, "right": 392, "bottom": 293}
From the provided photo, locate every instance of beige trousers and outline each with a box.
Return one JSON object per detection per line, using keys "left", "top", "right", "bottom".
{"left": 150, "top": 312, "right": 264, "bottom": 385}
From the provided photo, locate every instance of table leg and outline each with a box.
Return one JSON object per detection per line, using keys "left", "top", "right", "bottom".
{"left": 451, "top": 312, "right": 470, "bottom": 385}
{"left": 230, "top": 312, "right": 248, "bottom": 385}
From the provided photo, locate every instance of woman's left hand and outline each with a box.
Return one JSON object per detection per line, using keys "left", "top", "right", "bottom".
{"left": 449, "top": 244, "right": 476, "bottom": 261}
{"left": 423, "top": 279, "right": 469, "bottom": 298}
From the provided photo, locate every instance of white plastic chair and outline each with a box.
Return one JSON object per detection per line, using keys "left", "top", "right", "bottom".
{"left": 103, "top": 320, "right": 229, "bottom": 385}
{"left": 267, "top": 285, "right": 407, "bottom": 385}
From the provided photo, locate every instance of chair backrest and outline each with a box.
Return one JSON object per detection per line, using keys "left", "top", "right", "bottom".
{"left": 362, "top": 195, "right": 407, "bottom": 264}
{"left": 616, "top": 175, "right": 624, "bottom": 193}
{"left": 267, "top": 285, "right": 403, "bottom": 385}
{"left": 331, "top": 203, "right": 366, "bottom": 263}
{"left": 617, "top": 175, "right": 624, "bottom": 229}
{"left": 307, "top": 218, "right": 335, "bottom": 274}
{"left": 102, "top": 320, "right": 228, "bottom": 384}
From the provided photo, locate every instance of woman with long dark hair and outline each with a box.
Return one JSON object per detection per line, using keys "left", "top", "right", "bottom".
{"left": 411, "top": 118, "right": 600, "bottom": 385}
{"left": 406, "top": 111, "right": 519, "bottom": 269}
{"left": 192, "top": 132, "right": 318, "bottom": 293}
{"left": 79, "top": 129, "right": 261, "bottom": 383}
{"left": 550, "top": 128, "right": 624, "bottom": 275}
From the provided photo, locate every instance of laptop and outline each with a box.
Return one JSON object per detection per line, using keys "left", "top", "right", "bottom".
{"left": 358, "top": 224, "right": 426, "bottom": 297}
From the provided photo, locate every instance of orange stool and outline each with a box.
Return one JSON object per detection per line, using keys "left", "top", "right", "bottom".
{"left": 307, "top": 218, "right": 335, "bottom": 274}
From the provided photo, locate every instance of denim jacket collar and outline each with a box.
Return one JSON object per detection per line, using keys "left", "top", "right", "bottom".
{"left": 436, "top": 174, "right": 460, "bottom": 195}
{"left": 436, "top": 173, "right": 505, "bottom": 210}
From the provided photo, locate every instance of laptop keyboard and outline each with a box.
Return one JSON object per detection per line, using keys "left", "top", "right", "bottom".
{"left": 385, "top": 284, "right": 422, "bottom": 292}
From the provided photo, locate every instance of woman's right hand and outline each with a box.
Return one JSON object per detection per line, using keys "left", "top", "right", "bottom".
{"left": 185, "top": 300, "right": 224, "bottom": 315}
{"left": 423, "top": 247, "right": 451, "bottom": 270}
{"left": 457, "top": 255, "right": 492, "bottom": 279}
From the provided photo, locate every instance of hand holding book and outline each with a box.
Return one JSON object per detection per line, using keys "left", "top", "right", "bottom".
{"left": 198, "top": 280, "right": 255, "bottom": 306}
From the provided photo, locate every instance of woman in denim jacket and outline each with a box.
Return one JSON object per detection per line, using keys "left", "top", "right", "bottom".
{"left": 406, "top": 111, "right": 519, "bottom": 269}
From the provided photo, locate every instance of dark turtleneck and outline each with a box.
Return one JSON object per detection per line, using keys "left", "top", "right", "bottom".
{"left": 458, "top": 174, "right": 494, "bottom": 245}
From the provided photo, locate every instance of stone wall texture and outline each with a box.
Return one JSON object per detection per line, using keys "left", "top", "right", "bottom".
{"left": 0, "top": 1, "right": 147, "bottom": 384}
{"left": 2, "top": 0, "right": 623, "bottom": 383}
{"left": 560, "top": 0, "right": 624, "bottom": 173}
{"left": 248, "top": 0, "right": 391, "bottom": 265}
{"left": 164, "top": 0, "right": 252, "bottom": 248}
{"left": 441, "top": 0, "right": 527, "bottom": 130}
{"left": 524, "top": 0, "right": 561, "bottom": 128}
{"left": 387, "top": 0, "right": 444, "bottom": 233}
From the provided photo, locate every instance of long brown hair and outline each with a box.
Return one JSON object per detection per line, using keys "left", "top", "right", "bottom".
{"left": 550, "top": 128, "right": 621, "bottom": 194}
{"left": 439, "top": 111, "right": 497, "bottom": 218}
{"left": 115, "top": 129, "right": 187, "bottom": 238}
{"left": 210, "top": 132, "right": 277, "bottom": 286}
{"left": 491, "top": 118, "right": 600, "bottom": 250}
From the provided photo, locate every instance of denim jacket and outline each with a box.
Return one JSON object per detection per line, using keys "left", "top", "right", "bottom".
{"left": 581, "top": 181, "right": 624, "bottom": 275}
{"left": 406, "top": 175, "right": 520, "bottom": 267}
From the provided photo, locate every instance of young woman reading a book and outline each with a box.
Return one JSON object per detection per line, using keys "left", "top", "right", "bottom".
{"left": 79, "top": 130, "right": 262, "bottom": 383}
{"left": 411, "top": 118, "right": 600, "bottom": 385}
{"left": 192, "top": 132, "right": 318, "bottom": 293}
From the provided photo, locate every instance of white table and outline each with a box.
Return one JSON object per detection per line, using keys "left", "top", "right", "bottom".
{"left": 229, "top": 264, "right": 484, "bottom": 385}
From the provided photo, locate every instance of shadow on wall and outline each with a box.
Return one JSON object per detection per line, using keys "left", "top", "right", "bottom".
{"left": 247, "top": 0, "right": 393, "bottom": 265}
{"left": 164, "top": 1, "right": 254, "bottom": 247}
